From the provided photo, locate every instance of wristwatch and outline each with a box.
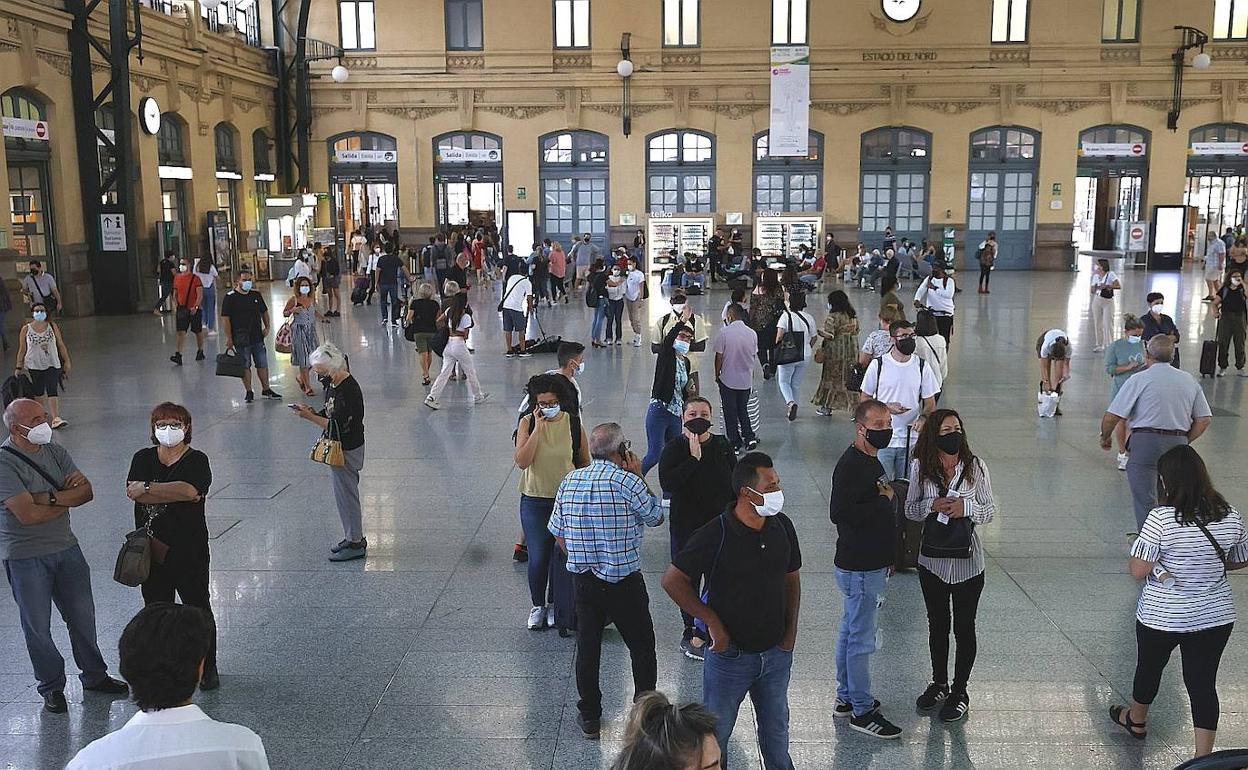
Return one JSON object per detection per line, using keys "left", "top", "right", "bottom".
{"left": 144, "top": 481, "right": 151, "bottom": 493}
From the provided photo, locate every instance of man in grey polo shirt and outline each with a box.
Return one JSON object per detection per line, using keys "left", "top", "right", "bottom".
{"left": 0, "top": 398, "right": 127, "bottom": 713}
{"left": 569, "top": 233, "right": 601, "bottom": 292}
{"left": 1099, "top": 336, "right": 1212, "bottom": 529}
{"left": 713, "top": 304, "right": 760, "bottom": 453}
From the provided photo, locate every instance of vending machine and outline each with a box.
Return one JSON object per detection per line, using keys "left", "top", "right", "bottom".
{"left": 647, "top": 215, "right": 716, "bottom": 268}
{"left": 753, "top": 214, "right": 822, "bottom": 261}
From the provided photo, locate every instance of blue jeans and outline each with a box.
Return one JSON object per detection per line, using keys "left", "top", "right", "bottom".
{"left": 518, "top": 495, "right": 556, "bottom": 607}
{"left": 642, "top": 400, "right": 682, "bottom": 476}
{"left": 704, "top": 645, "right": 795, "bottom": 770}
{"left": 835, "top": 567, "right": 889, "bottom": 716}
{"left": 590, "top": 300, "right": 608, "bottom": 341}
{"left": 4, "top": 545, "right": 110, "bottom": 695}
{"left": 201, "top": 284, "right": 217, "bottom": 330}
{"left": 876, "top": 445, "right": 911, "bottom": 481}
{"left": 775, "top": 361, "right": 808, "bottom": 405}
{"left": 682, "top": 272, "right": 706, "bottom": 289}
{"left": 378, "top": 284, "right": 399, "bottom": 322}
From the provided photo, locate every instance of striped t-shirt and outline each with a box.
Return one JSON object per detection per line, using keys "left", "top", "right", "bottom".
{"left": 1131, "top": 506, "right": 1248, "bottom": 632}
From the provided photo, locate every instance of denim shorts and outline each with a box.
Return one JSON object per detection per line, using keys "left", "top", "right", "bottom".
{"left": 502, "top": 308, "right": 526, "bottom": 333}
{"left": 237, "top": 340, "right": 268, "bottom": 369}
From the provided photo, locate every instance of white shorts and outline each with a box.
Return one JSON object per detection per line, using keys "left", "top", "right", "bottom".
{"left": 1205, "top": 268, "right": 1224, "bottom": 281}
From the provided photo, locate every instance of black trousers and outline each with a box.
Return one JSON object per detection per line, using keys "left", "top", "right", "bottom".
{"left": 141, "top": 549, "right": 217, "bottom": 671}
{"left": 934, "top": 314, "right": 953, "bottom": 345}
{"left": 364, "top": 274, "right": 376, "bottom": 303}
{"left": 978, "top": 265, "right": 991, "bottom": 289}
{"left": 709, "top": 253, "right": 722, "bottom": 281}
{"left": 550, "top": 274, "right": 566, "bottom": 301}
{"left": 918, "top": 567, "right": 984, "bottom": 693}
{"left": 1133, "top": 620, "right": 1233, "bottom": 730}
{"left": 573, "top": 571, "right": 657, "bottom": 719}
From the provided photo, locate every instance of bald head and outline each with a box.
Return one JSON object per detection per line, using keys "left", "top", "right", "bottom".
{"left": 3, "top": 399, "right": 44, "bottom": 436}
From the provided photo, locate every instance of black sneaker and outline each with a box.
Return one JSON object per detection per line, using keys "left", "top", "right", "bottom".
{"left": 195, "top": 350, "right": 205, "bottom": 361}
{"left": 679, "top": 637, "right": 705, "bottom": 661}
{"left": 170, "top": 352, "right": 183, "bottom": 366}
{"left": 43, "top": 691, "right": 67, "bottom": 713}
{"left": 84, "top": 676, "right": 129, "bottom": 695}
{"left": 244, "top": 391, "right": 255, "bottom": 403}
{"left": 833, "top": 698, "right": 879, "bottom": 718}
{"left": 745, "top": 438, "right": 760, "bottom": 451}
{"left": 262, "top": 389, "right": 282, "bottom": 400}
{"left": 916, "top": 682, "right": 949, "bottom": 710}
{"left": 849, "top": 709, "right": 902, "bottom": 739}
{"left": 578, "top": 714, "right": 600, "bottom": 740}
{"left": 939, "top": 691, "right": 969, "bottom": 723}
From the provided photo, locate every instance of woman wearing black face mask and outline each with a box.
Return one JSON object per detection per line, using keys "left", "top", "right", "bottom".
{"left": 658, "top": 396, "right": 736, "bottom": 660}
{"left": 903, "top": 409, "right": 996, "bottom": 723}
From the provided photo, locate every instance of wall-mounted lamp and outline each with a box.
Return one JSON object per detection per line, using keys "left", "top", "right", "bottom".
{"left": 1168, "top": 25, "right": 1210, "bottom": 131}
{"left": 331, "top": 63, "right": 349, "bottom": 83}
{"left": 618, "top": 32, "right": 632, "bottom": 137}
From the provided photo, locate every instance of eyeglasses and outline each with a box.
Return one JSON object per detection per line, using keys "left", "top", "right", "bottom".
{"left": 154, "top": 421, "right": 184, "bottom": 430}
{"left": 892, "top": 333, "right": 915, "bottom": 341}
{"left": 535, "top": 401, "right": 560, "bottom": 409}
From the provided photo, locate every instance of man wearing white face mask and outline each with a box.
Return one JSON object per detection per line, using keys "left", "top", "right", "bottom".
{"left": 663, "top": 452, "right": 802, "bottom": 770}
{"left": 0, "top": 398, "right": 128, "bottom": 713}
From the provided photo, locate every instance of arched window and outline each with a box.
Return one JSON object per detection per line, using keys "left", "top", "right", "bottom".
{"left": 1074, "top": 125, "right": 1149, "bottom": 252}
{"left": 966, "top": 126, "right": 1040, "bottom": 268}
{"left": 252, "top": 129, "right": 272, "bottom": 176}
{"left": 540, "top": 131, "right": 609, "bottom": 247}
{"left": 859, "top": 127, "right": 931, "bottom": 243}
{"left": 1079, "top": 124, "right": 1147, "bottom": 146}
{"left": 431, "top": 132, "right": 501, "bottom": 228}
{"left": 214, "top": 123, "right": 238, "bottom": 172}
{"left": 969, "top": 126, "right": 1036, "bottom": 161}
{"left": 434, "top": 131, "right": 498, "bottom": 153}
{"left": 1, "top": 88, "right": 48, "bottom": 152}
{"left": 157, "top": 113, "right": 187, "bottom": 166}
{"left": 1185, "top": 123, "right": 1248, "bottom": 248}
{"left": 1189, "top": 123, "right": 1248, "bottom": 145}
{"left": 646, "top": 129, "right": 714, "bottom": 214}
{"left": 753, "top": 130, "right": 822, "bottom": 213}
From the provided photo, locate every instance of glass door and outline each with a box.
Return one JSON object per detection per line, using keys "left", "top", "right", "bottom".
{"left": 7, "top": 163, "right": 54, "bottom": 270}
{"left": 1185, "top": 175, "right": 1248, "bottom": 256}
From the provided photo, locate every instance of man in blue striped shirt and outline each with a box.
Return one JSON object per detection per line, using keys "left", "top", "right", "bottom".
{"left": 549, "top": 422, "right": 663, "bottom": 739}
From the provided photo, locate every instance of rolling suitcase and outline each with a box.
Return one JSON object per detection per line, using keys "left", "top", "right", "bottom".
{"left": 1200, "top": 339, "right": 1218, "bottom": 378}
{"left": 891, "top": 478, "right": 922, "bottom": 571}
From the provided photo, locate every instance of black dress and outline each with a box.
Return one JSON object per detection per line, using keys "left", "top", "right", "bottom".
{"left": 127, "top": 446, "right": 216, "bottom": 670}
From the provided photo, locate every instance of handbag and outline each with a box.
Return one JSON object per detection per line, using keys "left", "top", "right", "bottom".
{"left": 773, "top": 311, "right": 809, "bottom": 366}
{"left": 310, "top": 420, "right": 346, "bottom": 467}
{"left": 920, "top": 465, "right": 975, "bottom": 560}
{"left": 813, "top": 340, "right": 826, "bottom": 364}
{"left": 215, "top": 350, "right": 247, "bottom": 378}
{"left": 274, "top": 321, "right": 293, "bottom": 354}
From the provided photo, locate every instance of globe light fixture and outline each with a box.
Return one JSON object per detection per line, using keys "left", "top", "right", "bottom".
{"left": 616, "top": 59, "right": 634, "bottom": 78}
{"left": 331, "top": 64, "right": 349, "bottom": 83}
{"left": 1193, "top": 51, "right": 1212, "bottom": 70}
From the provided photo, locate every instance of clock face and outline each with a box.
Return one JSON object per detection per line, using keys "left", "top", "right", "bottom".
{"left": 882, "top": 0, "right": 920, "bottom": 22}
{"left": 139, "top": 98, "right": 161, "bottom": 136}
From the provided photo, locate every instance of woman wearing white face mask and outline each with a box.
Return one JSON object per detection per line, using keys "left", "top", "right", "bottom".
{"left": 513, "top": 374, "right": 590, "bottom": 632}
{"left": 1105, "top": 315, "right": 1147, "bottom": 471}
{"left": 1141, "top": 293, "right": 1181, "bottom": 369}
{"left": 124, "top": 402, "right": 219, "bottom": 690}
{"left": 283, "top": 277, "right": 327, "bottom": 397}
{"left": 14, "top": 303, "right": 70, "bottom": 429}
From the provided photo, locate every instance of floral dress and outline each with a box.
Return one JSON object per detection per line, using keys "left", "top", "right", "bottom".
{"left": 812, "top": 312, "right": 860, "bottom": 411}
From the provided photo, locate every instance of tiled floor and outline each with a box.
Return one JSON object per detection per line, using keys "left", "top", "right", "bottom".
{"left": 0, "top": 257, "right": 1245, "bottom": 769}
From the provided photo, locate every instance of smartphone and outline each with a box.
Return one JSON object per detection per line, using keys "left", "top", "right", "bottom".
{"left": 287, "top": 403, "right": 302, "bottom": 411}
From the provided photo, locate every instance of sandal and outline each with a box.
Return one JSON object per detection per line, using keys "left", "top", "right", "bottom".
{"left": 1109, "top": 705, "right": 1147, "bottom": 740}
{"left": 422, "top": 377, "right": 431, "bottom": 386}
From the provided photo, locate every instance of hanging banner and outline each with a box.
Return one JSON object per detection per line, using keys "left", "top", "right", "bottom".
{"left": 1, "top": 116, "right": 49, "bottom": 141}
{"left": 333, "top": 149, "right": 397, "bottom": 164}
{"left": 436, "top": 147, "right": 502, "bottom": 163}
{"left": 768, "top": 45, "right": 810, "bottom": 157}
{"left": 1079, "top": 142, "right": 1146, "bottom": 157}
{"left": 1190, "top": 142, "right": 1248, "bottom": 156}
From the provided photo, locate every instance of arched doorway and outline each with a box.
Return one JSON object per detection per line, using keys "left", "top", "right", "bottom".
{"left": 538, "top": 131, "right": 608, "bottom": 250}
{"left": 433, "top": 131, "right": 502, "bottom": 232}
{"left": 2, "top": 88, "right": 58, "bottom": 276}
{"left": 327, "top": 131, "right": 399, "bottom": 256}
{"left": 156, "top": 112, "right": 192, "bottom": 260}
{"left": 1185, "top": 123, "right": 1248, "bottom": 255}
{"left": 213, "top": 123, "right": 241, "bottom": 270}
{"left": 1075, "top": 124, "right": 1149, "bottom": 251}
{"left": 966, "top": 126, "right": 1039, "bottom": 269}
{"left": 858, "top": 127, "right": 930, "bottom": 250}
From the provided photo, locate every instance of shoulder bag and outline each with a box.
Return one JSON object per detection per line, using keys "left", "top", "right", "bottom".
{"left": 310, "top": 417, "right": 346, "bottom": 467}
{"left": 274, "top": 320, "right": 294, "bottom": 354}
{"left": 920, "top": 463, "right": 975, "bottom": 560}
{"left": 28, "top": 276, "right": 58, "bottom": 313}
{"left": 497, "top": 277, "right": 523, "bottom": 312}
{"left": 1194, "top": 518, "right": 1231, "bottom": 578}
{"left": 774, "top": 311, "right": 812, "bottom": 366}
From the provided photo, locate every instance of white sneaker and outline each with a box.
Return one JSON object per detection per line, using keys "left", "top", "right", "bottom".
{"left": 474, "top": 392, "right": 490, "bottom": 404}
{"left": 1117, "top": 452, "right": 1129, "bottom": 471}
{"left": 632, "top": 335, "right": 642, "bottom": 347}
{"left": 206, "top": 329, "right": 218, "bottom": 337}
{"left": 545, "top": 605, "right": 556, "bottom": 628}
{"left": 527, "top": 606, "right": 546, "bottom": 630}
{"left": 424, "top": 396, "right": 441, "bottom": 410}
{"left": 1218, "top": 368, "right": 1227, "bottom": 377}
{"left": 1093, "top": 346, "right": 1105, "bottom": 353}
{"left": 1239, "top": 370, "right": 1248, "bottom": 378}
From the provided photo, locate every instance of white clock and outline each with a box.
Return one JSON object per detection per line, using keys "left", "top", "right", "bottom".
{"left": 882, "top": 0, "right": 920, "bottom": 23}
{"left": 139, "top": 97, "right": 161, "bottom": 136}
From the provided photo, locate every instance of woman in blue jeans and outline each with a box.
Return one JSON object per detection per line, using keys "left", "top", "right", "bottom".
{"left": 513, "top": 374, "right": 589, "bottom": 632}
{"left": 642, "top": 324, "right": 695, "bottom": 476}
{"left": 587, "top": 259, "right": 610, "bottom": 347}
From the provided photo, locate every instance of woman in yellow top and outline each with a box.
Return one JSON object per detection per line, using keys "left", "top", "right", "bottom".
{"left": 514, "top": 373, "right": 590, "bottom": 633}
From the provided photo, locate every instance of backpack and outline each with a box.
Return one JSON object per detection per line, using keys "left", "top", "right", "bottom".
{"left": 511, "top": 409, "right": 583, "bottom": 464}
{"left": 1, "top": 373, "right": 33, "bottom": 408}
{"left": 432, "top": 243, "right": 452, "bottom": 270}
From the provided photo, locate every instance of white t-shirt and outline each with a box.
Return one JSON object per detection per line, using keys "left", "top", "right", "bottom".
{"left": 66, "top": 704, "right": 270, "bottom": 770}
{"left": 351, "top": 235, "right": 366, "bottom": 253}
{"left": 917, "top": 276, "right": 955, "bottom": 314}
{"left": 1131, "top": 506, "right": 1248, "bottom": 632}
{"left": 194, "top": 266, "right": 218, "bottom": 289}
{"left": 290, "top": 259, "right": 314, "bottom": 283}
{"left": 1039, "top": 329, "right": 1068, "bottom": 358}
{"left": 502, "top": 275, "right": 532, "bottom": 314}
{"left": 775, "top": 310, "right": 817, "bottom": 363}
{"left": 859, "top": 354, "right": 940, "bottom": 448}
{"left": 914, "top": 333, "right": 947, "bottom": 386}
{"left": 455, "top": 313, "right": 475, "bottom": 332}
{"left": 606, "top": 273, "right": 627, "bottom": 301}
{"left": 624, "top": 269, "right": 646, "bottom": 301}
{"left": 366, "top": 252, "right": 381, "bottom": 273}
{"left": 1090, "top": 270, "right": 1118, "bottom": 291}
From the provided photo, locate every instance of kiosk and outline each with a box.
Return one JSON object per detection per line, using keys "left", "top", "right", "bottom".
{"left": 753, "top": 213, "right": 822, "bottom": 260}
{"left": 647, "top": 215, "right": 715, "bottom": 268}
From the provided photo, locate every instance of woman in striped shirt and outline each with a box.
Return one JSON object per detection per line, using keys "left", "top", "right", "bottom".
{"left": 904, "top": 409, "right": 996, "bottom": 723}
{"left": 1111, "top": 445, "right": 1248, "bottom": 757}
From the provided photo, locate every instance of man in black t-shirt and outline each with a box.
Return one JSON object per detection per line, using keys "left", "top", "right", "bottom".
{"left": 375, "top": 250, "right": 410, "bottom": 327}
{"left": 662, "top": 452, "right": 800, "bottom": 769}
{"left": 220, "top": 270, "right": 280, "bottom": 403}
{"left": 827, "top": 399, "right": 901, "bottom": 740}
{"left": 153, "top": 251, "right": 177, "bottom": 315}
{"left": 706, "top": 228, "right": 726, "bottom": 283}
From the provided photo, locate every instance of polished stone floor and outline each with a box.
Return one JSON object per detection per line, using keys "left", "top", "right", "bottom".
{"left": 0, "top": 256, "right": 1245, "bottom": 770}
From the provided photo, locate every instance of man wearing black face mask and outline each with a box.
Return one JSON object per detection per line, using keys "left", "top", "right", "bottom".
{"left": 658, "top": 397, "right": 736, "bottom": 660}
{"left": 827, "top": 399, "right": 902, "bottom": 740}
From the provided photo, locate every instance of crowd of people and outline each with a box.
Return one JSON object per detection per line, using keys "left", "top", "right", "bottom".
{"left": 1, "top": 220, "right": 1246, "bottom": 769}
